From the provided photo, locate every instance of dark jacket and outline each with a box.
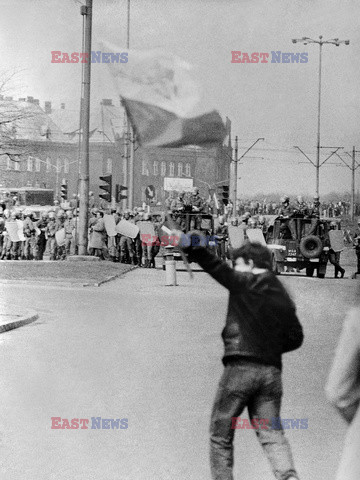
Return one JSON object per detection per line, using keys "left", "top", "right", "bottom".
{"left": 188, "top": 247, "right": 304, "bottom": 369}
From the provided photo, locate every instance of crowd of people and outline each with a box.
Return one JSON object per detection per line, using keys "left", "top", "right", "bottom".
{"left": 1, "top": 190, "right": 360, "bottom": 276}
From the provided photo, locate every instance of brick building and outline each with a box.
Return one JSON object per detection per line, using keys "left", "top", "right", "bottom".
{"left": 0, "top": 96, "right": 232, "bottom": 208}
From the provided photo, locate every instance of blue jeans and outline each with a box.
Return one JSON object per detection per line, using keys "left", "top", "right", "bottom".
{"left": 210, "top": 359, "right": 299, "bottom": 480}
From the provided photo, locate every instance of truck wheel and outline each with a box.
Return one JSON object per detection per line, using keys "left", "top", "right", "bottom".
{"left": 306, "top": 267, "right": 314, "bottom": 277}
{"left": 299, "top": 235, "right": 323, "bottom": 259}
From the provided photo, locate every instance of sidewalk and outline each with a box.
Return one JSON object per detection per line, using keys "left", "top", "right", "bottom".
{"left": 0, "top": 260, "right": 136, "bottom": 287}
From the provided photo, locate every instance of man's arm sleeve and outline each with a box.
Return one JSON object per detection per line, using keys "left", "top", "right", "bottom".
{"left": 187, "top": 246, "right": 248, "bottom": 291}
{"left": 282, "top": 309, "right": 304, "bottom": 353}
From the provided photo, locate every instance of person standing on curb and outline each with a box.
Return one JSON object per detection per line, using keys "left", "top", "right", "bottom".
{"left": 174, "top": 233, "right": 304, "bottom": 480}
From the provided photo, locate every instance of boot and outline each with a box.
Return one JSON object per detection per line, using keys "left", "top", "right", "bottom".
{"left": 131, "top": 257, "right": 136, "bottom": 265}
{"left": 120, "top": 255, "right": 126, "bottom": 264}
{"left": 144, "top": 259, "right": 150, "bottom": 268}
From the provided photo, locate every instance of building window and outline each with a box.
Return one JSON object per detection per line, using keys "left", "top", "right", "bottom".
{"left": 46, "top": 157, "right": 51, "bottom": 172}
{"left": 178, "top": 162, "right": 183, "bottom": 177}
{"left": 142, "top": 159, "right": 149, "bottom": 176}
{"left": 153, "top": 161, "right": 159, "bottom": 176}
{"left": 169, "top": 162, "right": 175, "bottom": 177}
{"left": 57, "top": 158, "right": 62, "bottom": 172}
{"left": 14, "top": 160, "right": 20, "bottom": 171}
{"left": 27, "top": 156, "right": 34, "bottom": 172}
{"left": 106, "top": 158, "right": 112, "bottom": 174}
{"left": 161, "top": 161, "right": 166, "bottom": 176}
{"left": 35, "top": 157, "right": 41, "bottom": 172}
{"left": 185, "top": 163, "right": 191, "bottom": 177}
{"left": 6, "top": 157, "right": 11, "bottom": 170}
{"left": 64, "top": 158, "right": 70, "bottom": 174}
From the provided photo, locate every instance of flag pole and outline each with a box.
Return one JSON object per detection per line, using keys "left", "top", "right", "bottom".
{"left": 78, "top": 0, "right": 92, "bottom": 255}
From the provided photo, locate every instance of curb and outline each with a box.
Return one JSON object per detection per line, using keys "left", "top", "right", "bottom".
{"left": 0, "top": 309, "right": 39, "bottom": 334}
{"left": 85, "top": 265, "right": 139, "bottom": 287}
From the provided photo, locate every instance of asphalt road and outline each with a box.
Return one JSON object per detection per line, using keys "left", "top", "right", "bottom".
{"left": 0, "top": 265, "right": 358, "bottom": 480}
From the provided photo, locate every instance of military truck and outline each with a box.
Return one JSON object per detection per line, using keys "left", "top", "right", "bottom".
{"left": 266, "top": 217, "right": 341, "bottom": 278}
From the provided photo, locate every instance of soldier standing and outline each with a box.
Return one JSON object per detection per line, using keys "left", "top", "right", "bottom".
{"left": 278, "top": 196, "right": 296, "bottom": 240}
{"left": 308, "top": 195, "right": 321, "bottom": 236}
{"left": 353, "top": 219, "right": 360, "bottom": 275}
{"left": 35, "top": 212, "right": 48, "bottom": 260}
{"left": 190, "top": 186, "right": 204, "bottom": 229}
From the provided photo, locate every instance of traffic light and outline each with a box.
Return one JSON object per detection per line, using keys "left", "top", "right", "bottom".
{"left": 220, "top": 185, "right": 229, "bottom": 205}
{"left": 60, "top": 181, "right": 68, "bottom": 201}
{"left": 99, "top": 175, "right": 112, "bottom": 203}
{"left": 115, "top": 184, "right": 128, "bottom": 202}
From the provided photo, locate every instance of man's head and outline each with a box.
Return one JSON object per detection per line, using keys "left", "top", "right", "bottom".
{"left": 232, "top": 242, "right": 272, "bottom": 272}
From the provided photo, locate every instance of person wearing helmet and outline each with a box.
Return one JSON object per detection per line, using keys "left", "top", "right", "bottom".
{"left": 247, "top": 218, "right": 258, "bottom": 229}
{"left": 23, "top": 210, "right": 36, "bottom": 260}
{"left": 55, "top": 210, "right": 66, "bottom": 260}
{"left": 278, "top": 196, "right": 296, "bottom": 240}
{"left": 328, "top": 221, "right": 345, "bottom": 278}
{"left": 353, "top": 219, "right": 360, "bottom": 275}
{"left": 89, "top": 210, "right": 108, "bottom": 260}
{"left": 190, "top": 186, "right": 204, "bottom": 229}
{"left": 64, "top": 210, "right": 76, "bottom": 257}
{"left": 215, "top": 215, "right": 228, "bottom": 261}
{"left": 308, "top": 195, "right": 321, "bottom": 235}
{"left": 46, "top": 212, "right": 57, "bottom": 260}
{"left": 34, "top": 211, "right": 48, "bottom": 260}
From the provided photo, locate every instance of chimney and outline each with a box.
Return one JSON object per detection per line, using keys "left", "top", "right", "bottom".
{"left": 44, "top": 101, "right": 52, "bottom": 114}
{"left": 61, "top": 103, "right": 65, "bottom": 109}
{"left": 33, "top": 99, "right": 40, "bottom": 106}
{"left": 18, "top": 97, "right": 26, "bottom": 102}
{"left": 101, "top": 99, "right": 113, "bottom": 106}
{"left": 4, "top": 96, "right": 13, "bottom": 101}
{"left": 27, "top": 96, "right": 34, "bottom": 103}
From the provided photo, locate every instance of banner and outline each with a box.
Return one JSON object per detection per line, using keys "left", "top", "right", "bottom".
{"left": 115, "top": 219, "right": 140, "bottom": 239}
{"left": 163, "top": 177, "right": 193, "bottom": 192}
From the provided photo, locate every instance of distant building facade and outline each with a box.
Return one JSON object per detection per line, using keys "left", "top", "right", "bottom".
{"left": 0, "top": 96, "right": 232, "bottom": 208}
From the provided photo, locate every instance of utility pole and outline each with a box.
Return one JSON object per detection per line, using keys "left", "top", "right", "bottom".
{"left": 292, "top": 35, "right": 349, "bottom": 196}
{"left": 127, "top": 0, "right": 134, "bottom": 210}
{"left": 336, "top": 148, "right": 360, "bottom": 221}
{"left": 78, "top": 0, "right": 92, "bottom": 255}
{"left": 234, "top": 137, "right": 264, "bottom": 211}
{"left": 233, "top": 136, "right": 238, "bottom": 209}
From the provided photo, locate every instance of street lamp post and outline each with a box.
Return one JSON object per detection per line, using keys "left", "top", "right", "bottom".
{"left": 292, "top": 36, "right": 350, "bottom": 197}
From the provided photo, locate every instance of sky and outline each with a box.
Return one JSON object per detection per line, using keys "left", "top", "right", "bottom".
{"left": 1, "top": 0, "right": 359, "bottom": 197}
